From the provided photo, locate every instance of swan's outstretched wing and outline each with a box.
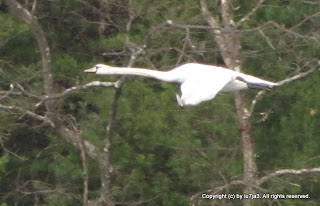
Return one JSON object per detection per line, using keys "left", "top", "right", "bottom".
{"left": 178, "top": 75, "right": 233, "bottom": 106}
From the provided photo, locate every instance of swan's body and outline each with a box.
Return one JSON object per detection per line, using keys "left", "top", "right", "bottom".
{"left": 85, "top": 63, "right": 278, "bottom": 106}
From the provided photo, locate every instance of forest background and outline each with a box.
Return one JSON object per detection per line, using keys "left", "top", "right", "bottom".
{"left": 0, "top": 0, "right": 319, "bottom": 205}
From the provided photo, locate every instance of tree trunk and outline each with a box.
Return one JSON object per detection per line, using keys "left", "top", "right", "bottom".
{"left": 4, "top": 1, "right": 115, "bottom": 205}
{"left": 200, "top": 1, "right": 257, "bottom": 205}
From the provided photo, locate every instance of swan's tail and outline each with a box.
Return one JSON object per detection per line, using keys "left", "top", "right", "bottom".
{"left": 246, "top": 81, "right": 277, "bottom": 90}
{"left": 236, "top": 75, "right": 278, "bottom": 90}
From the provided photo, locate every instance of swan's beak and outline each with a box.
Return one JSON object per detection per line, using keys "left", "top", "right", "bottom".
{"left": 84, "top": 67, "right": 97, "bottom": 73}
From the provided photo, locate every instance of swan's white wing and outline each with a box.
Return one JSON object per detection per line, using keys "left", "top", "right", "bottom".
{"left": 178, "top": 75, "right": 233, "bottom": 106}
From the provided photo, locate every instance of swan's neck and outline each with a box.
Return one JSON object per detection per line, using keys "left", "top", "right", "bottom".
{"left": 98, "top": 67, "right": 179, "bottom": 82}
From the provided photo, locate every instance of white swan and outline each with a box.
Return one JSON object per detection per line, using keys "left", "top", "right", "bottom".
{"left": 84, "top": 63, "right": 278, "bottom": 106}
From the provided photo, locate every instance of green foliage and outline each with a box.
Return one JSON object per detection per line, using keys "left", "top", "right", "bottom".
{"left": 256, "top": 75, "right": 320, "bottom": 167}
{"left": 0, "top": 0, "right": 320, "bottom": 205}
{"left": 0, "top": 155, "right": 9, "bottom": 183}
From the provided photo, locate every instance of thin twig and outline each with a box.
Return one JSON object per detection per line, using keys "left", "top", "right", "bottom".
{"left": 15, "top": 83, "right": 41, "bottom": 100}
{"left": 237, "top": 0, "right": 265, "bottom": 26}
{"left": 290, "top": 10, "right": 320, "bottom": 30}
{"left": 165, "top": 19, "right": 320, "bottom": 44}
{"left": 35, "top": 81, "right": 116, "bottom": 107}
{"left": 0, "top": 103, "right": 54, "bottom": 127}
{"left": 0, "top": 135, "right": 26, "bottom": 160}
{"left": 176, "top": 27, "right": 191, "bottom": 66}
{"left": 258, "top": 29, "right": 275, "bottom": 49}
{"left": 166, "top": 19, "right": 221, "bottom": 31}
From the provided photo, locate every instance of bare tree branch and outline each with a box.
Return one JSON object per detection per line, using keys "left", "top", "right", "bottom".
{"left": 4, "top": 1, "right": 111, "bottom": 204}
{"left": 0, "top": 135, "right": 26, "bottom": 160}
{"left": 4, "top": 0, "right": 55, "bottom": 108}
{"left": 258, "top": 29, "right": 275, "bottom": 49}
{"left": 0, "top": 103, "right": 55, "bottom": 127}
{"left": 77, "top": 129, "right": 88, "bottom": 206}
{"left": 99, "top": 41, "right": 144, "bottom": 206}
{"left": 200, "top": 0, "right": 223, "bottom": 35}
{"left": 176, "top": 26, "right": 196, "bottom": 65}
{"left": 35, "top": 81, "right": 116, "bottom": 107}
{"left": 3, "top": 81, "right": 116, "bottom": 124}
{"left": 220, "top": 0, "right": 234, "bottom": 29}
{"left": 104, "top": 0, "right": 143, "bottom": 158}
{"left": 290, "top": 10, "right": 320, "bottom": 30}
{"left": 200, "top": 3, "right": 257, "bottom": 206}
{"left": 265, "top": 21, "right": 319, "bottom": 43}
{"left": 15, "top": 83, "right": 41, "bottom": 100}
{"left": 237, "top": 0, "right": 265, "bottom": 26}
{"left": 31, "top": 0, "right": 37, "bottom": 15}
{"left": 94, "top": 2, "right": 144, "bottom": 205}
{"left": 258, "top": 167, "right": 320, "bottom": 185}
{"left": 190, "top": 166, "right": 320, "bottom": 203}
{"left": 9, "top": 180, "right": 80, "bottom": 200}
{"left": 166, "top": 20, "right": 220, "bottom": 31}
{"left": 249, "top": 67, "right": 318, "bottom": 114}
{"left": 165, "top": 19, "right": 320, "bottom": 46}
{"left": 0, "top": 91, "right": 22, "bottom": 97}
{"left": 277, "top": 67, "right": 318, "bottom": 86}
{"left": 200, "top": 0, "right": 235, "bottom": 68}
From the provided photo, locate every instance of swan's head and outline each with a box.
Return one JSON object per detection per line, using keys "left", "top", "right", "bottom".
{"left": 84, "top": 64, "right": 111, "bottom": 74}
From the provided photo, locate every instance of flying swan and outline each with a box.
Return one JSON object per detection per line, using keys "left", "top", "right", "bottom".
{"left": 84, "top": 63, "right": 278, "bottom": 106}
